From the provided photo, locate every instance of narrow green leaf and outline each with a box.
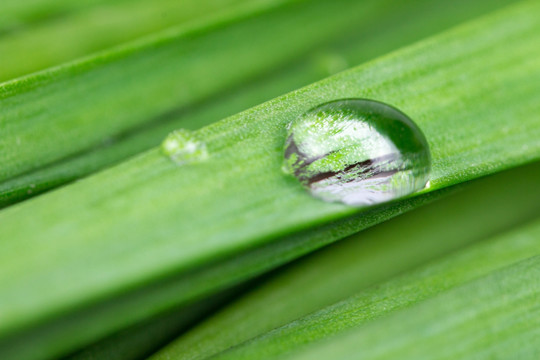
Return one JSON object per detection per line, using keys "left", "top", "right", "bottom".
{"left": 65, "top": 288, "right": 240, "bottom": 360}
{"left": 286, "top": 253, "right": 540, "bottom": 360}
{"left": 150, "top": 162, "right": 540, "bottom": 360}
{"left": 0, "top": 0, "right": 112, "bottom": 31}
{"left": 0, "top": 192, "right": 443, "bottom": 360}
{"left": 1, "top": 2, "right": 539, "bottom": 358}
{"left": 0, "top": 0, "right": 512, "bottom": 205}
{"left": 0, "top": 0, "right": 286, "bottom": 82}
{"left": 0, "top": 0, "right": 375, "bottom": 183}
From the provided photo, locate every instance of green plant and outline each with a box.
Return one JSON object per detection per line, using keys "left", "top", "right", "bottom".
{"left": 0, "top": 0, "right": 511, "bottom": 206}
{"left": 150, "top": 162, "right": 540, "bottom": 360}
{"left": 0, "top": 1, "right": 539, "bottom": 359}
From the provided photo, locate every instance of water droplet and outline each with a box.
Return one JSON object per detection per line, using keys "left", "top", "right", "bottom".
{"left": 283, "top": 99, "right": 431, "bottom": 206}
{"left": 161, "top": 129, "right": 207, "bottom": 165}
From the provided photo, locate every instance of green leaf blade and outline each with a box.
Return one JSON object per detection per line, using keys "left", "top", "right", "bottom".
{"left": 287, "top": 253, "right": 540, "bottom": 360}
{"left": 0, "top": 0, "right": 376, "bottom": 183}
{"left": 1, "top": 1, "right": 540, "bottom": 358}
{"left": 0, "top": 0, "right": 287, "bottom": 82}
{"left": 150, "top": 162, "right": 540, "bottom": 360}
{"left": 0, "top": 0, "right": 513, "bottom": 206}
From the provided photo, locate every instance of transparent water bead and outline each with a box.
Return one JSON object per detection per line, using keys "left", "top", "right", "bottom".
{"left": 283, "top": 99, "right": 431, "bottom": 206}
{"left": 161, "top": 129, "right": 207, "bottom": 165}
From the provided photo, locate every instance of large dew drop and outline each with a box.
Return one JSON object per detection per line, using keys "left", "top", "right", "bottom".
{"left": 283, "top": 99, "right": 431, "bottom": 206}
{"left": 161, "top": 129, "right": 207, "bottom": 165}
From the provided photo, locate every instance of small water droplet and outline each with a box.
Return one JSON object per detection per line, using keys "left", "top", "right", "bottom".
{"left": 283, "top": 99, "right": 431, "bottom": 206}
{"left": 161, "top": 129, "right": 207, "bottom": 165}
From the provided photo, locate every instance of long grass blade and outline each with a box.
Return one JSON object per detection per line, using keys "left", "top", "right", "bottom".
{"left": 1, "top": 2, "right": 539, "bottom": 358}
{"left": 0, "top": 0, "right": 513, "bottom": 205}
{"left": 150, "top": 162, "right": 540, "bottom": 360}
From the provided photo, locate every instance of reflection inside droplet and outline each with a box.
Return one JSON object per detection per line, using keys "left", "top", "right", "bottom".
{"left": 283, "top": 99, "right": 431, "bottom": 206}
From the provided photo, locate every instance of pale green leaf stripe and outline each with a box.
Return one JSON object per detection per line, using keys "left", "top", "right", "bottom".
{"left": 286, "top": 252, "right": 540, "bottom": 360}
{"left": 0, "top": 1, "right": 539, "bottom": 356}
{"left": 150, "top": 162, "right": 540, "bottom": 360}
{"left": 0, "top": 0, "right": 280, "bottom": 82}
{"left": 0, "top": 0, "right": 510, "bottom": 206}
{"left": 0, "top": 0, "right": 370, "bottom": 183}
